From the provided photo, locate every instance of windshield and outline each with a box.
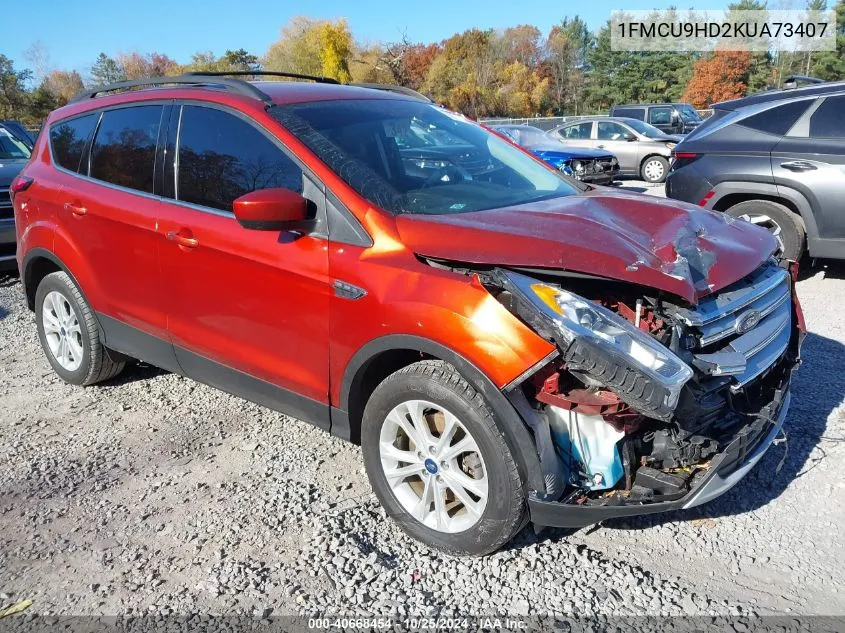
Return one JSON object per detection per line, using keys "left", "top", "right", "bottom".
{"left": 272, "top": 100, "right": 579, "bottom": 215}
{"left": 623, "top": 119, "right": 668, "bottom": 138}
{"left": 0, "top": 127, "right": 31, "bottom": 160}
{"left": 678, "top": 105, "right": 702, "bottom": 123}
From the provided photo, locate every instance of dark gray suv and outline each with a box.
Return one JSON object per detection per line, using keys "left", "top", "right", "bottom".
{"left": 666, "top": 80, "right": 845, "bottom": 262}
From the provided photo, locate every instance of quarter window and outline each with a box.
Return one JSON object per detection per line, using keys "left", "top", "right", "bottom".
{"left": 742, "top": 100, "right": 811, "bottom": 136}
{"left": 90, "top": 106, "right": 163, "bottom": 193}
{"left": 809, "top": 96, "right": 845, "bottom": 138}
{"left": 50, "top": 114, "right": 99, "bottom": 173}
{"left": 176, "top": 106, "right": 303, "bottom": 213}
{"left": 597, "top": 122, "right": 631, "bottom": 141}
{"left": 561, "top": 122, "right": 592, "bottom": 140}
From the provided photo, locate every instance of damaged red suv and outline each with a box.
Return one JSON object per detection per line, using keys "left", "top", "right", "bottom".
{"left": 13, "top": 73, "right": 804, "bottom": 555}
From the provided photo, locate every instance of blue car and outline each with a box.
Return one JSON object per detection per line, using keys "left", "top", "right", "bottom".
{"left": 492, "top": 124, "right": 620, "bottom": 185}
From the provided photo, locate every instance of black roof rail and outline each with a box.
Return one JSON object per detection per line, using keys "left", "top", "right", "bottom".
{"left": 70, "top": 75, "right": 273, "bottom": 105}
{"left": 350, "top": 83, "right": 432, "bottom": 102}
{"left": 782, "top": 75, "right": 825, "bottom": 89}
{"left": 183, "top": 70, "right": 340, "bottom": 84}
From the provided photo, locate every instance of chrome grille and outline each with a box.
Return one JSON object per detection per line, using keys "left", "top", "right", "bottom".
{"left": 683, "top": 265, "right": 792, "bottom": 390}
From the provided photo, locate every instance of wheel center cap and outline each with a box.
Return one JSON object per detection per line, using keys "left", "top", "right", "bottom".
{"left": 424, "top": 458, "right": 439, "bottom": 474}
{"left": 60, "top": 327, "right": 66, "bottom": 336}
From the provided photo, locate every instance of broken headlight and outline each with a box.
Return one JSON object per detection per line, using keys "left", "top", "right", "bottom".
{"left": 502, "top": 271, "right": 693, "bottom": 412}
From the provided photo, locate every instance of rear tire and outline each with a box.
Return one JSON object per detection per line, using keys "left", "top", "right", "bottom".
{"left": 361, "top": 360, "right": 526, "bottom": 555}
{"left": 35, "top": 271, "right": 125, "bottom": 386}
{"left": 640, "top": 156, "right": 669, "bottom": 183}
{"left": 725, "top": 199, "right": 805, "bottom": 261}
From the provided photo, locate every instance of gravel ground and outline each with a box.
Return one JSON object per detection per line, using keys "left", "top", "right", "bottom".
{"left": 1, "top": 190, "right": 844, "bottom": 618}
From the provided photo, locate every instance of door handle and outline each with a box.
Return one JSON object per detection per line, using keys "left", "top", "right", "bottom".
{"left": 64, "top": 202, "right": 87, "bottom": 216}
{"left": 780, "top": 161, "right": 817, "bottom": 172}
{"left": 166, "top": 230, "right": 199, "bottom": 248}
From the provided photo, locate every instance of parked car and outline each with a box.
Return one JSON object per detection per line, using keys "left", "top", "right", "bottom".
{"left": 666, "top": 79, "right": 845, "bottom": 262}
{"left": 0, "top": 122, "right": 32, "bottom": 269}
{"left": 610, "top": 103, "right": 703, "bottom": 136}
{"left": 14, "top": 73, "right": 803, "bottom": 555}
{"left": 550, "top": 117, "right": 680, "bottom": 184}
{"left": 1, "top": 121, "right": 36, "bottom": 148}
{"left": 490, "top": 124, "right": 620, "bottom": 185}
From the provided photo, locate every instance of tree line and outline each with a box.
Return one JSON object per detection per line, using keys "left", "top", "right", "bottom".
{"left": 2, "top": 0, "right": 843, "bottom": 125}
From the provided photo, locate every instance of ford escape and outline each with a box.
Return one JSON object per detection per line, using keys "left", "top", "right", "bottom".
{"left": 13, "top": 73, "right": 804, "bottom": 555}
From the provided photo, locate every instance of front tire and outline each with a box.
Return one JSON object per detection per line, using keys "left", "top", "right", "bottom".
{"left": 35, "top": 271, "right": 125, "bottom": 386}
{"left": 361, "top": 360, "right": 526, "bottom": 555}
{"left": 725, "top": 199, "right": 806, "bottom": 261}
{"left": 641, "top": 155, "right": 669, "bottom": 183}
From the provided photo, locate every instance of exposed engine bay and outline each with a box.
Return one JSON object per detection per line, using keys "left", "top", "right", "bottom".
{"left": 426, "top": 256, "right": 803, "bottom": 508}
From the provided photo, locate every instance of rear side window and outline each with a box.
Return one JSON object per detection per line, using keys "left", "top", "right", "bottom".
{"left": 809, "top": 96, "right": 845, "bottom": 138}
{"left": 741, "top": 100, "right": 812, "bottom": 136}
{"left": 176, "top": 105, "right": 303, "bottom": 213}
{"left": 561, "top": 122, "right": 592, "bottom": 140}
{"left": 50, "top": 114, "right": 98, "bottom": 173}
{"left": 613, "top": 108, "right": 645, "bottom": 120}
{"left": 90, "top": 106, "right": 163, "bottom": 193}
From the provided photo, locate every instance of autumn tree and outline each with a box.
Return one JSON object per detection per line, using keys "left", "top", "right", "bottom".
{"left": 497, "top": 25, "right": 543, "bottom": 67}
{"left": 682, "top": 51, "right": 751, "bottom": 108}
{"left": 379, "top": 39, "right": 440, "bottom": 90}
{"left": 545, "top": 17, "right": 591, "bottom": 114}
{"left": 42, "top": 70, "right": 85, "bottom": 105}
{"left": 117, "top": 52, "right": 179, "bottom": 79}
{"left": 182, "top": 49, "right": 261, "bottom": 73}
{"left": 263, "top": 17, "right": 353, "bottom": 82}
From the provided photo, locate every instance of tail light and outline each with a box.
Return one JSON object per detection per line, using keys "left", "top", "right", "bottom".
{"left": 10, "top": 175, "right": 33, "bottom": 200}
{"left": 670, "top": 151, "right": 700, "bottom": 170}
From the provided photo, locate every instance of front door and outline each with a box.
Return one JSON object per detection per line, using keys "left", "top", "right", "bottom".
{"left": 648, "top": 106, "right": 675, "bottom": 135}
{"left": 594, "top": 120, "right": 640, "bottom": 173}
{"left": 771, "top": 94, "right": 845, "bottom": 254}
{"left": 158, "top": 104, "right": 331, "bottom": 425}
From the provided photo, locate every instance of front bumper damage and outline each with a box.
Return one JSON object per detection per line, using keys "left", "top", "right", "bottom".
{"left": 492, "top": 260, "right": 804, "bottom": 528}
{"left": 527, "top": 384, "right": 791, "bottom": 527}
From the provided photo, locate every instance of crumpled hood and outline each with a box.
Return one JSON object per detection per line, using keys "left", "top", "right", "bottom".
{"left": 395, "top": 190, "right": 777, "bottom": 304}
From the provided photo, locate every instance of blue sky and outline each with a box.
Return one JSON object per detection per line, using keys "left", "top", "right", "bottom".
{"left": 6, "top": 0, "right": 729, "bottom": 79}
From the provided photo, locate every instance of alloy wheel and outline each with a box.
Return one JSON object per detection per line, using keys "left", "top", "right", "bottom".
{"left": 42, "top": 290, "right": 84, "bottom": 372}
{"left": 737, "top": 213, "right": 785, "bottom": 256}
{"left": 378, "top": 399, "right": 488, "bottom": 533}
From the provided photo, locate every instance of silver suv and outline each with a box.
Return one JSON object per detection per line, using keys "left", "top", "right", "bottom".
{"left": 550, "top": 117, "right": 680, "bottom": 184}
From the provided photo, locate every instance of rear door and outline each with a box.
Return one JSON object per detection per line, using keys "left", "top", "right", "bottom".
{"left": 553, "top": 121, "right": 595, "bottom": 147}
{"left": 772, "top": 94, "right": 845, "bottom": 247}
{"left": 158, "top": 103, "right": 331, "bottom": 423}
{"left": 595, "top": 121, "right": 639, "bottom": 172}
{"left": 57, "top": 104, "right": 171, "bottom": 349}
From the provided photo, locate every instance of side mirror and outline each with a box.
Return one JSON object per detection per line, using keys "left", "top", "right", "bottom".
{"left": 624, "top": 133, "right": 637, "bottom": 142}
{"left": 233, "top": 188, "right": 314, "bottom": 232}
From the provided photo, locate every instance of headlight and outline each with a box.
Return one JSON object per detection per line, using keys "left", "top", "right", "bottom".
{"left": 571, "top": 160, "right": 585, "bottom": 174}
{"left": 559, "top": 160, "right": 574, "bottom": 176}
{"left": 501, "top": 272, "right": 693, "bottom": 417}
{"left": 665, "top": 142, "right": 676, "bottom": 149}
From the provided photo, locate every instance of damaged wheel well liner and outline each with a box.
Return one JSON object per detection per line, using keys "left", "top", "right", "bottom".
{"left": 337, "top": 334, "right": 548, "bottom": 494}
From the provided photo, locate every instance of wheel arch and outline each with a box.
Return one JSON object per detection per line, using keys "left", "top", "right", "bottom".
{"left": 336, "top": 334, "right": 546, "bottom": 494}
{"left": 707, "top": 182, "right": 817, "bottom": 240}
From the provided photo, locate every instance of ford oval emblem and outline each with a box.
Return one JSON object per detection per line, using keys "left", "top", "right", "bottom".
{"left": 736, "top": 309, "right": 762, "bottom": 334}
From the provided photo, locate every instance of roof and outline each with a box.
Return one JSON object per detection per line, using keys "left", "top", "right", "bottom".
{"left": 713, "top": 80, "right": 845, "bottom": 110}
